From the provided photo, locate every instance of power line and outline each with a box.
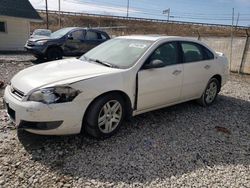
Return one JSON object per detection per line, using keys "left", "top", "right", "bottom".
{"left": 44, "top": 0, "right": 250, "bottom": 24}
{"left": 63, "top": 0, "right": 250, "bottom": 18}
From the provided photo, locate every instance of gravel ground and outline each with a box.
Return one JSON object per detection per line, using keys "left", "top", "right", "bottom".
{"left": 0, "top": 57, "right": 249, "bottom": 187}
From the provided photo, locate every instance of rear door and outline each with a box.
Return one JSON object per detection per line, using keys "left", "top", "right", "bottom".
{"left": 180, "top": 41, "right": 215, "bottom": 100}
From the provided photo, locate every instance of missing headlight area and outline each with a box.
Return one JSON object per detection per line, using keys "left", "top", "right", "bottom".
{"left": 28, "top": 86, "right": 81, "bottom": 104}
{"left": 54, "top": 86, "right": 81, "bottom": 103}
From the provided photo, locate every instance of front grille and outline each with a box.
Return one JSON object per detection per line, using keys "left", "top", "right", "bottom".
{"left": 19, "top": 120, "right": 63, "bottom": 130}
{"left": 11, "top": 86, "right": 25, "bottom": 99}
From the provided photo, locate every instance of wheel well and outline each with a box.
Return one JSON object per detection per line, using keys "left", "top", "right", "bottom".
{"left": 211, "top": 74, "right": 222, "bottom": 91}
{"left": 82, "top": 90, "right": 133, "bottom": 127}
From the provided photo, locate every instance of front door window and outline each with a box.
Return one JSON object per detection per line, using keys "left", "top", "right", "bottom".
{"left": 147, "top": 42, "right": 178, "bottom": 66}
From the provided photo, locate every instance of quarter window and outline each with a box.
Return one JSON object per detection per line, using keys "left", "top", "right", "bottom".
{"left": 0, "top": 21, "right": 6, "bottom": 32}
{"left": 148, "top": 42, "right": 178, "bottom": 66}
{"left": 101, "top": 34, "right": 107, "bottom": 40}
{"left": 203, "top": 47, "right": 214, "bottom": 60}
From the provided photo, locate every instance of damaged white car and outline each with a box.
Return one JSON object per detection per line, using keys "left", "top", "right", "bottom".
{"left": 4, "top": 36, "right": 228, "bottom": 138}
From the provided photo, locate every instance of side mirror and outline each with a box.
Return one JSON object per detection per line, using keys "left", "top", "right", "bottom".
{"left": 67, "top": 35, "right": 73, "bottom": 40}
{"left": 144, "top": 59, "right": 165, "bottom": 69}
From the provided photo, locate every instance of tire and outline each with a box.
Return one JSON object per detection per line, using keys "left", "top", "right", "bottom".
{"left": 46, "top": 47, "right": 63, "bottom": 61}
{"left": 84, "top": 94, "right": 125, "bottom": 139}
{"left": 197, "top": 78, "right": 220, "bottom": 107}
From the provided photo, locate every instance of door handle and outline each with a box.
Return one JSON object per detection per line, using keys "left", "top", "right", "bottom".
{"left": 172, "top": 70, "right": 182, "bottom": 76}
{"left": 204, "top": 65, "right": 211, "bottom": 69}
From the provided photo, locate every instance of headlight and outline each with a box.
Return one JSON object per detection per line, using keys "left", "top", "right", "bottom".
{"left": 28, "top": 86, "right": 81, "bottom": 104}
{"left": 35, "top": 40, "right": 48, "bottom": 45}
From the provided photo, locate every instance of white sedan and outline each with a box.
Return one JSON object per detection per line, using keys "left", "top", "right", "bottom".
{"left": 4, "top": 36, "right": 229, "bottom": 138}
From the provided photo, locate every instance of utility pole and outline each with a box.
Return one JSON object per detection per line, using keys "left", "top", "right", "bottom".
{"left": 235, "top": 12, "right": 240, "bottom": 27}
{"left": 126, "top": 0, "right": 129, "bottom": 17}
{"left": 45, "top": 0, "right": 49, "bottom": 29}
{"left": 58, "top": 0, "right": 61, "bottom": 28}
{"left": 229, "top": 8, "right": 234, "bottom": 71}
{"left": 163, "top": 8, "right": 170, "bottom": 22}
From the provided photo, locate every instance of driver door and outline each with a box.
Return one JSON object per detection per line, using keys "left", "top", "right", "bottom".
{"left": 63, "top": 30, "right": 85, "bottom": 56}
{"left": 137, "top": 42, "right": 183, "bottom": 111}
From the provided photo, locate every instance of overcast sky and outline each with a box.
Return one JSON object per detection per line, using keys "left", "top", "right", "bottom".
{"left": 29, "top": 0, "right": 250, "bottom": 26}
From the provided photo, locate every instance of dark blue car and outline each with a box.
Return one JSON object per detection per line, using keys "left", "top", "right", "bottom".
{"left": 25, "top": 27, "right": 110, "bottom": 60}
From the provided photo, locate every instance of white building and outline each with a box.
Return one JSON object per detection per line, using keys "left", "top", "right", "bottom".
{"left": 0, "top": 0, "right": 42, "bottom": 51}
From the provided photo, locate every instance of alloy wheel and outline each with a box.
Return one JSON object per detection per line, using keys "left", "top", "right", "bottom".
{"left": 98, "top": 100, "right": 122, "bottom": 134}
{"left": 205, "top": 81, "right": 218, "bottom": 104}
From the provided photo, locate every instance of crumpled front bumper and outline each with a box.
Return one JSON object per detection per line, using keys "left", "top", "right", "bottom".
{"left": 3, "top": 85, "right": 86, "bottom": 135}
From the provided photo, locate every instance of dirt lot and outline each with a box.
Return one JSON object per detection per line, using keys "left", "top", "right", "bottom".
{"left": 0, "top": 56, "right": 249, "bottom": 187}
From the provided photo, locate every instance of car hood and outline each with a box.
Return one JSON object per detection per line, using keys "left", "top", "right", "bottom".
{"left": 28, "top": 35, "right": 62, "bottom": 43}
{"left": 30, "top": 35, "right": 51, "bottom": 39}
{"left": 11, "top": 58, "right": 121, "bottom": 94}
{"left": 28, "top": 36, "right": 51, "bottom": 42}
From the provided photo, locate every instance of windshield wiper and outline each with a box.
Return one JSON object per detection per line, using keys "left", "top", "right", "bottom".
{"left": 86, "top": 57, "right": 119, "bottom": 68}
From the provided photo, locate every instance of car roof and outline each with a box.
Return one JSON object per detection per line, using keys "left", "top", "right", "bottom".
{"left": 64, "top": 27, "right": 85, "bottom": 30}
{"left": 117, "top": 35, "right": 198, "bottom": 42}
{"left": 34, "top": 29, "right": 51, "bottom": 31}
{"left": 116, "top": 35, "right": 215, "bottom": 52}
{"left": 61, "top": 27, "right": 108, "bottom": 34}
{"left": 63, "top": 27, "right": 105, "bottom": 31}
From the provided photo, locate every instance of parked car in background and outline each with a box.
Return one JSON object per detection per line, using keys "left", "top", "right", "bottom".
{"left": 5, "top": 36, "right": 228, "bottom": 138}
{"left": 25, "top": 27, "right": 110, "bottom": 60}
{"left": 30, "top": 29, "right": 51, "bottom": 39}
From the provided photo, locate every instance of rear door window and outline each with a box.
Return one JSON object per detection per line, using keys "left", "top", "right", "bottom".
{"left": 85, "top": 31, "right": 98, "bottom": 40}
{"left": 181, "top": 42, "right": 203, "bottom": 63}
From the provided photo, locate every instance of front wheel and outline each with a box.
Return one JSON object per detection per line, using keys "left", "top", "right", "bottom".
{"left": 84, "top": 94, "right": 125, "bottom": 139}
{"left": 197, "top": 78, "right": 220, "bottom": 106}
{"left": 34, "top": 55, "right": 44, "bottom": 60}
{"left": 46, "top": 47, "right": 63, "bottom": 61}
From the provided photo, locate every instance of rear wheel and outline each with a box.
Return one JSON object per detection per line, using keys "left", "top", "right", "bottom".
{"left": 46, "top": 47, "right": 63, "bottom": 60}
{"left": 84, "top": 94, "right": 125, "bottom": 139}
{"left": 197, "top": 78, "right": 220, "bottom": 106}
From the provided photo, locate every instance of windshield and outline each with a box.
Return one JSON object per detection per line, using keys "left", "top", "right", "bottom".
{"left": 50, "top": 28, "right": 73, "bottom": 39}
{"left": 80, "top": 38, "right": 153, "bottom": 68}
